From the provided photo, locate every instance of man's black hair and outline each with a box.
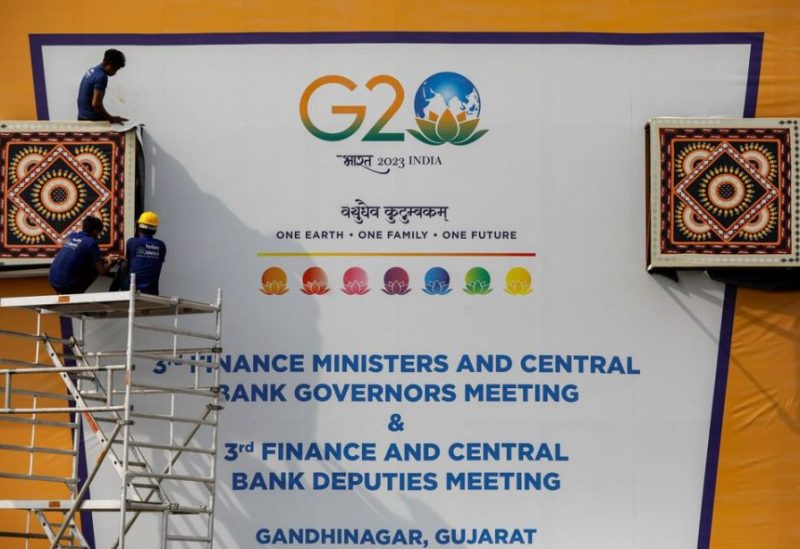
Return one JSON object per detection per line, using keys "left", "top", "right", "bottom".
{"left": 103, "top": 49, "right": 126, "bottom": 69}
{"left": 82, "top": 216, "right": 104, "bottom": 235}
{"left": 139, "top": 228, "right": 156, "bottom": 237}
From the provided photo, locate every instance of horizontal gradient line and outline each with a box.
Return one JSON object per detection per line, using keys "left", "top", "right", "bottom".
{"left": 257, "top": 252, "right": 536, "bottom": 257}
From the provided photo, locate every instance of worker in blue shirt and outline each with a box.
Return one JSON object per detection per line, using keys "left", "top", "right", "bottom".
{"left": 119, "top": 211, "right": 167, "bottom": 295}
{"left": 49, "top": 216, "right": 119, "bottom": 294}
{"left": 77, "top": 49, "right": 129, "bottom": 124}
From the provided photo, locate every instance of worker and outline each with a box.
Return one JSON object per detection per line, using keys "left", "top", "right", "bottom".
{"left": 118, "top": 211, "right": 167, "bottom": 295}
{"left": 49, "top": 216, "right": 118, "bottom": 294}
{"left": 77, "top": 48, "right": 129, "bottom": 124}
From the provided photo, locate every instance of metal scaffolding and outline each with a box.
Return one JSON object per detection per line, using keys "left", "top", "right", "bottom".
{"left": 0, "top": 282, "right": 223, "bottom": 548}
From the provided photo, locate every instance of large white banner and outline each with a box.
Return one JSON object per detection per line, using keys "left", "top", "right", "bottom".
{"left": 42, "top": 39, "right": 750, "bottom": 548}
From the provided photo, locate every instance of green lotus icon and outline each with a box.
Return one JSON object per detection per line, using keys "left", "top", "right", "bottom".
{"left": 464, "top": 267, "right": 492, "bottom": 295}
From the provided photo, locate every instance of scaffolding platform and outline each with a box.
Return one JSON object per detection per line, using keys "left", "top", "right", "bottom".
{"left": 0, "top": 291, "right": 219, "bottom": 319}
{"left": 0, "top": 282, "right": 223, "bottom": 549}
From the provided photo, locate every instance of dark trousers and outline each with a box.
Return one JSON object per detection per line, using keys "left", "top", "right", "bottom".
{"left": 51, "top": 271, "right": 97, "bottom": 295}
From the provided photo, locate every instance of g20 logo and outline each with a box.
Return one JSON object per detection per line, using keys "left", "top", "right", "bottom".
{"left": 299, "top": 72, "right": 488, "bottom": 146}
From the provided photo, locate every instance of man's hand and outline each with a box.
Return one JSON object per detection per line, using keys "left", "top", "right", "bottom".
{"left": 109, "top": 116, "right": 129, "bottom": 125}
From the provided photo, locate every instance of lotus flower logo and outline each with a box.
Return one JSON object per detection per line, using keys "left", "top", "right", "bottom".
{"left": 383, "top": 267, "right": 411, "bottom": 295}
{"left": 301, "top": 266, "right": 330, "bottom": 295}
{"left": 423, "top": 267, "right": 452, "bottom": 295}
{"left": 504, "top": 267, "right": 533, "bottom": 295}
{"left": 464, "top": 267, "right": 492, "bottom": 295}
{"left": 342, "top": 266, "right": 370, "bottom": 295}
{"left": 260, "top": 267, "right": 289, "bottom": 295}
{"left": 408, "top": 72, "right": 488, "bottom": 146}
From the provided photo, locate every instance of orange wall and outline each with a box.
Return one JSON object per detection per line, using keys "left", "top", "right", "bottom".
{"left": 710, "top": 290, "right": 800, "bottom": 548}
{"left": 0, "top": 278, "right": 73, "bottom": 547}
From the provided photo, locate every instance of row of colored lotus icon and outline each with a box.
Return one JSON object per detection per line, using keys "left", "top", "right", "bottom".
{"left": 260, "top": 266, "right": 533, "bottom": 296}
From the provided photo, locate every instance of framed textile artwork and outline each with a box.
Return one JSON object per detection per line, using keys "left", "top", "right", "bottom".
{"left": 0, "top": 121, "right": 136, "bottom": 269}
{"left": 647, "top": 118, "right": 799, "bottom": 270}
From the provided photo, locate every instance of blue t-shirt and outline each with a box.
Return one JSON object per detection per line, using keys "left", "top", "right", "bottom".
{"left": 124, "top": 235, "right": 167, "bottom": 294}
{"left": 49, "top": 231, "right": 102, "bottom": 290}
{"left": 77, "top": 64, "right": 108, "bottom": 120}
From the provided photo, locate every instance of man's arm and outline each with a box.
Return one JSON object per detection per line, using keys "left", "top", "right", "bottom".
{"left": 91, "top": 89, "right": 129, "bottom": 124}
{"left": 92, "top": 242, "right": 119, "bottom": 276}
{"left": 94, "top": 255, "right": 120, "bottom": 276}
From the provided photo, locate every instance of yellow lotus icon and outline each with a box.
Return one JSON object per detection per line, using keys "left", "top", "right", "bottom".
{"left": 504, "top": 267, "right": 533, "bottom": 295}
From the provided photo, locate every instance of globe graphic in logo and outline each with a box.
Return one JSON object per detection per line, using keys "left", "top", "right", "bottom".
{"left": 408, "top": 72, "right": 488, "bottom": 146}
{"left": 414, "top": 72, "right": 481, "bottom": 120}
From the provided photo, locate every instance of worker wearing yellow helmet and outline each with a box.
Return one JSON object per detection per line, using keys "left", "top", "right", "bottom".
{"left": 118, "top": 211, "right": 167, "bottom": 294}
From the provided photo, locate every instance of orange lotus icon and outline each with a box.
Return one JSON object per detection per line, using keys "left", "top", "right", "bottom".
{"left": 260, "top": 267, "right": 289, "bottom": 295}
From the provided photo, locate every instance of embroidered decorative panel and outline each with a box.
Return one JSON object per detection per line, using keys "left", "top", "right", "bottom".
{"left": 0, "top": 122, "right": 136, "bottom": 267}
{"left": 647, "top": 118, "right": 799, "bottom": 269}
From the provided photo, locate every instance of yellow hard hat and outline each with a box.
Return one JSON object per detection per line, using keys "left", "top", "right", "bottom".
{"left": 137, "top": 211, "right": 159, "bottom": 228}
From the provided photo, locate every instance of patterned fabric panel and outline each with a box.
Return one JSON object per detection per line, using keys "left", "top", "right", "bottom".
{"left": 0, "top": 125, "right": 135, "bottom": 265}
{"left": 647, "top": 118, "right": 799, "bottom": 269}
